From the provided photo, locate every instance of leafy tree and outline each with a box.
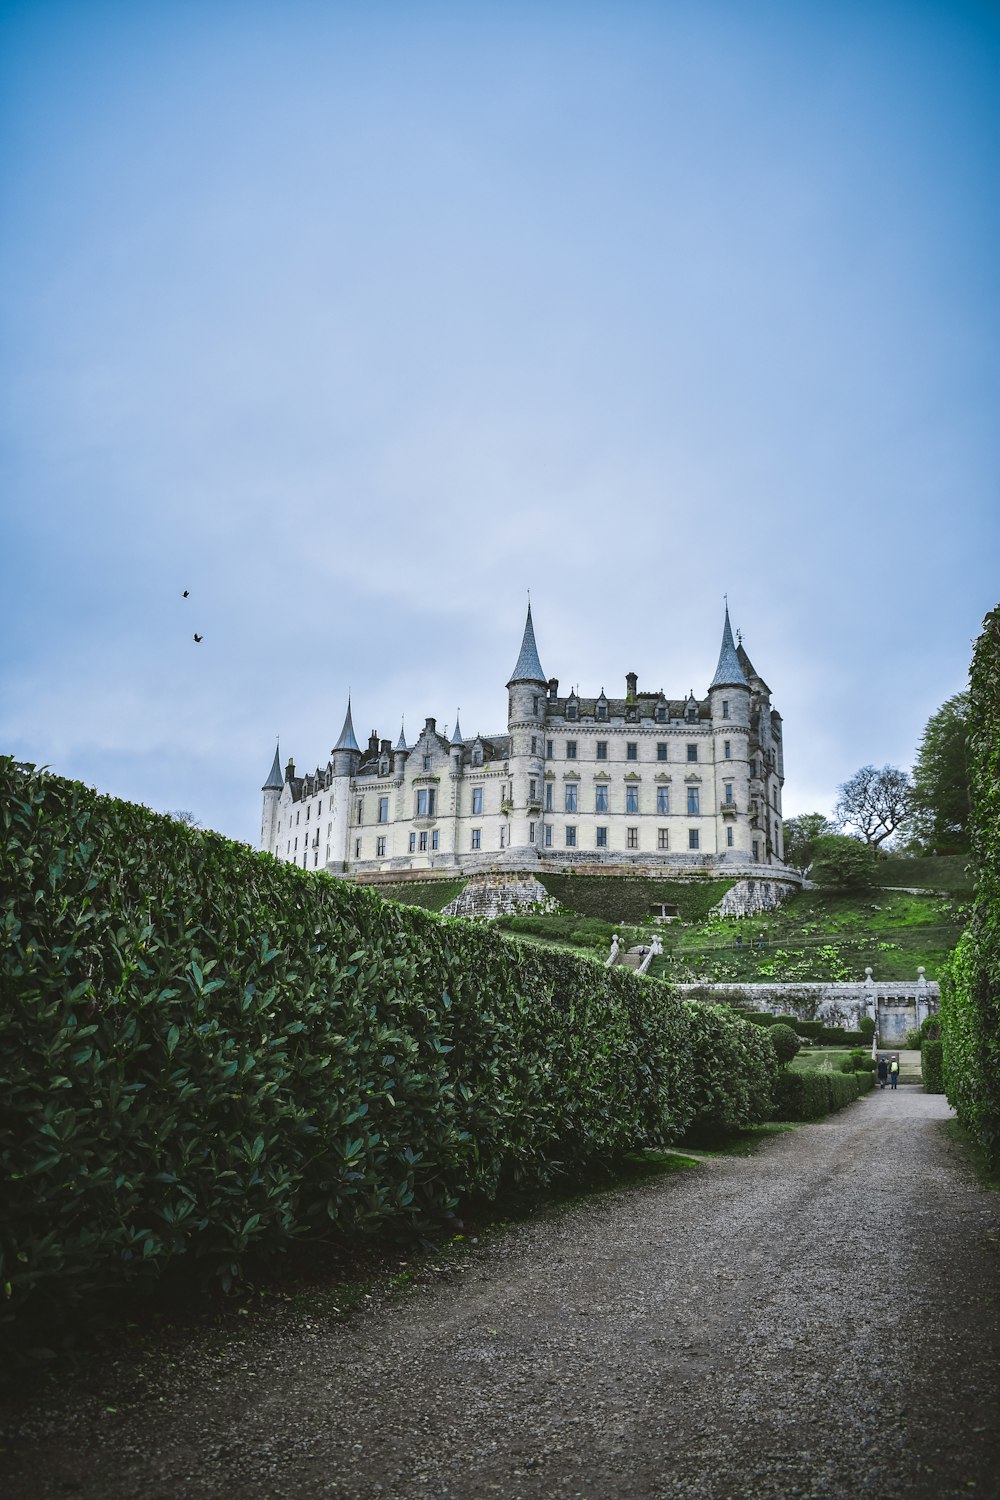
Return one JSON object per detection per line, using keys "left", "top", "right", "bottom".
{"left": 809, "top": 833, "right": 878, "bottom": 890}
{"left": 768, "top": 1023, "right": 800, "bottom": 1066}
{"left": 909, "top": 692, "right": 970, "bottom": 851}
{"left": 834, "top": 764, "right": 912, "bottom": 847}
{"left": 783, "top": 813, "right": 834, "bottom": 872}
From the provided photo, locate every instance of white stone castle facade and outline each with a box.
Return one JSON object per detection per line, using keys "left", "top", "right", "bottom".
{"left": 260, "top": 606, "right": 788, "bottom": 878}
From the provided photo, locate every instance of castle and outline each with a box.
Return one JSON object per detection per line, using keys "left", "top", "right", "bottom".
{"left": 260, "top": 605, "right": 787, "bottom": 878}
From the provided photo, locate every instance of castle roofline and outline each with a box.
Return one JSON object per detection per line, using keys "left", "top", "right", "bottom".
{"left": 332, "top": 697, "right": 361, "bottom": 753}
{"left": 262, "top": 742, "right": 283, "bottom": 790}
{"left": 709, "top": 605, "right": 748, "bottom": 690}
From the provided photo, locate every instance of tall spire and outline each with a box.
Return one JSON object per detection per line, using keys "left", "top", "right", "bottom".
{"left": 709, "top": 604, "right": 748, "bottom": 690}
{"left": 451, "top": 710, "right": 464, "bottom": 745}
{"left": 262, "top": 741, "right": 283, "bottom": 790}
{"left": 332, "top": 696, "right": 361, "bottom": 753}
{"left": 395, "top": 719, "right": 408, "bottom": 752}
{"left": 507, "top": 602, "right": 546, "bottom": 686}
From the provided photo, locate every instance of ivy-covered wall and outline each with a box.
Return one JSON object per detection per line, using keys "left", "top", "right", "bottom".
{"left": 1, "top": 759, "right": 778, "bottom": 1355}
{"left": 941, "top": 605, "right": 1000, "bottom": 1164}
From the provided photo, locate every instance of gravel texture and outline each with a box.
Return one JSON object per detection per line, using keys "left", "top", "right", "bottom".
{"left": 2, "top": 1086, "right": 998, "bottom": 1500}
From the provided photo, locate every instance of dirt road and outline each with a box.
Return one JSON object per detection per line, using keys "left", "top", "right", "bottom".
{"left": 2, "top": 1087, "right": 998, "bottom": 1499}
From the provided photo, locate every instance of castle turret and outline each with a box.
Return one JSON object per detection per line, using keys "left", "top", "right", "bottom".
{"left": 327, "top": 697, "right": 361, "bottom": 873}
{"left": 708, "top": 605, "right": 751, "bottom": 862}
{"left": 506, "top": 604, "right": 547, "bottom": 856}
{"left": 260, "top": 741, "right": 283, "bottom": 854}
{"left": 393, "top": 720, "right": 408, "bottom": 779}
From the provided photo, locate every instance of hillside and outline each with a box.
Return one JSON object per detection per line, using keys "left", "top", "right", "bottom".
{"left": 455, "top": 859, "right": 971, "bottom": 983}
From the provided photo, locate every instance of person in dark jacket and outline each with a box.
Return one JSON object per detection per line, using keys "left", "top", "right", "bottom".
{"left": 877, "top": 1056, "right": 888, "bottom": 1089}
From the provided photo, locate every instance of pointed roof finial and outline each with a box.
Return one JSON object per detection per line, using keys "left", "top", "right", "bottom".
{"left": 262, "top": 740, "right": 283, "bottom": 790}
{"left": 709, "top": 602, "right": 748, "bottom": 690}
{"left": 395, "top": 719, "right": 408, "bottom": 752}
{"left": 507, "top": 601, "right": 546, "bottom": 686}
{"left": 452, "top": 710, "right": 464, "bottom": 746}
{"left": 332, "top": 695, "right": 361, "bottom": 753}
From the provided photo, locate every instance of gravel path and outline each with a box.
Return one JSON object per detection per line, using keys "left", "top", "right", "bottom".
{"left": 2, "top": 1086, "right": 998, "bottom": 1500}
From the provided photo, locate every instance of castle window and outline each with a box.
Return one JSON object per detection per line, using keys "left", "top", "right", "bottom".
{"left": 687, "top": 702, "right": 698, "bottom": 722}
{"left": 727, "top": 827, "right": 734, "bottom": 847}
{"left": 472, "top": 786, "right": 483, "bottom": 816}
{"left": 686, "top": 744, "right": 698, "bottom": 763}
{"left": 544, "top": 824, "right": 552, "bottom": 847}
{"left": 355, "top": 797, "right": 363, "bottom": 823}
{"left": 627, "top": 827, "right": 639, "bottom": 849}
{"left": 753, "top": 839, "right": 760, "bottom": 860}
{"left": 626, "top": 785, "right": 639, "bottom": 814}
{"left": 689, "top": 829, "right": 700, "bottom": 850}
{"left": 296, "top": 811, "right": 300, "bottom": 825}
{"left": 419, "top": 832, "right": 428, "bottom": 851}
{"left": 596, "top": 826, "right": 607, "bottom": 847}
{"left": 722, "top": 700, "right": 730, "bottom": 720}
{"left": 725, "top": 783, "right": 734, "bottom": 805}
{"left": 408, "top": 833, "right": 416, "bottom": 852}
{"left": 658, "top": 828, "right": 669, "bottom": 850}
{"left": 533, "top": 695, "right": 539, "bottom": 715}
{"left": 416, "top": 788, "right": 436, "bottom": 817}
{"left": 377, "top": 836, "right": 386, "bottom": 857}
{"left": 724, "top": 740, "right": 732, "bottom": 760}
{"left": 565, "top": 784, "right": 578, "bottom": 813}
{"left": 326, "top": 844, "right": 330, "bottom": 860}
{"left": 656, "top": 705, "right": 667, "bottom": 723}
{"left": 529, "top": 778, "right": 537, "bottom": 800}
{"left": 499, "top": 827, "right": 506, "bottom": 849}
{"left": 317, "top": 800, "right": 322, "bottom": 815}
{"left": 627, "top": 742, "right": 638, "bottom": 761}
{"left": 354, "top": 838, "right": 362, "bottom": 859}
{"left": 595, "top": 784, "right": 608, "bottom": 813}
{"left": 432, "top": 830, "right": 439, "bottom": 850}
{"left": 596, "top": 741, "right": 608, "bottom": 761}
{"left": 303, "top": 854, "right": 307, "bottom": 868}
{"left": 657, "top": 743, "right": 668, "bottom": 761}
{"left": 567, "top": 702, "right": 578, "bottom": 721}
{"left": 545, "top": 783, "right": 553, "bottom": 811}
{"left": 531, "top": 736, "right": 537, "bottom": 755}
{"left": 546, "top": 739, "right": 554, "bottom": 759}
{"left": 378, "top": 796, "right": 389, "bottom": 823}
{"left": 306, "top": 805, "right": 310, "bottom": 819}
{"left": 656, "top": 786, "right": 669, "bottom": 815}
{"left": 565, "top": 826, "right": 577, "bottom": 847}
{"left": 596, "top": 703, "right": 607, "bottom": 720}
{"left": 529, "top": 821, "right": 535, "bottom": 843}
{"left": 687, "top": 787, "right": 700, "bottom": 815}
{"left": 471, "top": 828, "right": 481, "bottom": 850}
{"left": 749, "top": 759, "right": 757, "bottom": 778}
{"left": 423, "top": 754, "right": 431, "bottom": 771}
{"left": 473, "top": 746, "right": 482, "bottom": 765}
{"left": 566, "top": 740, "right": 577, "bottom": 759}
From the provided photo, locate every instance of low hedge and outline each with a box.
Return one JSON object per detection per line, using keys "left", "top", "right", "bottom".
{"left": 770, "top": 1069, "right": 872, "bottom": 1122}
{"left": 680, "top": 1003, "right": 778, "bottom": 1140}
{"left": 0, "top": 759, "right": 777, "bottom": 1357}
{"left": 921, "top": 1038, "right": 945, "bottom": 1093}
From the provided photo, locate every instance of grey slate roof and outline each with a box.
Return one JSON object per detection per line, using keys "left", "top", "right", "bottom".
{"left": 507, "top": 603, "right": 546, "bottom": 685}
{"left": 332, "top": 698, "right": 361, "bottom": 753}
{"left": 395, "top": 721, "right": 408, "bottom": 752}
{"left": 262, "top": 743, "right": 283, "bottom": 790}
{"left": 451, "top": 713, "right": 464, "bottom": 745}
{"left": 709, "top": 606, "right": 748, "bottom": 690}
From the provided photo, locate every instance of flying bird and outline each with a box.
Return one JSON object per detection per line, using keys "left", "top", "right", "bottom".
{"left": 182, "top": 590, "right": 189, "bottom": 598}
{"left": 193, "top": 634, "right": 203, "bottom": 643}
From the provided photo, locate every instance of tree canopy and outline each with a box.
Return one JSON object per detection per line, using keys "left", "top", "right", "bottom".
{"left": 909, "top": 691, "right": 970, "bottom": 851}
{"left": 783, "top": 813, "right": 834, "bottom": 872}
{"left": 835, "top": 764, "right": 912, "bottom": 847}
{"left": 809, "top": 833, "right": 878, "bottom": 890}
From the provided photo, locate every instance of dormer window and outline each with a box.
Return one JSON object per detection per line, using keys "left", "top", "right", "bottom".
{"left": 656, "top": 704, "right": 667, "bottom": 723}
{"left": 423, "top": 754, "right": 431, "bottom": 771}
{"left": 567, "top": 699, "right": 578, "bottom": 721}
{"left": 473, "top": 746, "right": 483, "bottom": 765}
{"left": 596, "top": 702, "right": 607, "bottom": 720}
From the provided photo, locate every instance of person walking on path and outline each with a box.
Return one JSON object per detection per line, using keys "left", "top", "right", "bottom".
{"left": 890, "top": 1055, "right": 900, "bottom": 1089}
{"left": 878, "top": 1056, "right": 888, "bottom": 1088}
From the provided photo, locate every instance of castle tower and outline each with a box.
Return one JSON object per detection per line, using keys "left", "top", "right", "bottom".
{"left": 260, "top": 742, "right": 283, "bottom": 854}
{"left": 506, "top": 603, "right": 547, "bottom": 857}
{"left": 708, "top": 605, "right": 751, "bottom": 861}
{"left": 327, "top": 697, "right": 361, "bottom": 872}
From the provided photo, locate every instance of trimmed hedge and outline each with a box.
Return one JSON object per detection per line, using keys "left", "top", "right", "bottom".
{"left": 1, "top": 759, "right": 775, "bottom": 1355}
{"left": 770, "top": 1069, "right": 872, "bottom": 1122}
{"left": 680, "top": 1003, "right": 778, "bottom": 1140}
{"left": 922, "top": 1038, "right": 945, "bottom": 1094}
{"left": 940, "top": 605, "right": 1000, "bottom": 1166}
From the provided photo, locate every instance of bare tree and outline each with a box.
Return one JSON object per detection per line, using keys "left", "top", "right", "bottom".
{"left": 834, "top": 764, "right": 912, "bottom": 847}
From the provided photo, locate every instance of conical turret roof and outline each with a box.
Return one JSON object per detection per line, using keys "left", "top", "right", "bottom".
{"left": 395, "top": 720, "right": 408, "bottom": 752}
{"left": 709, "top": 605, "right": 748, "bottom": 690}
{"left": 507, "top": 603, "right": 546, "bottom": 685}
{"left": 262, "top": 742, "right": 283, "bottom": 790}
{"left": 451, "top": 712, "right": 464, "bottom": 745}
{"left": 332, "top": 697, "right": 361, "bottom": 753}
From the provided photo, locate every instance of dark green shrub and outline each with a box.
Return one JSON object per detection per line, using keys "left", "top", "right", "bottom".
{"left": 771, "top": 1069, "right": 867, "bottom": 1121}
{"left": 794, "top": 1020, "right": 824, "bottom": 1040}
{"left": 816, "top": 1026, "right": 866, "bottom": 1046}
{"left": 922, "top": 1038, "right": 945, "bottom": 1093}
{"left": 681, "top": 1004, "right": 777, "bottom": 1140}
{"left": 2, "top": 759, "right": 790, "bottom": 1360}
{"left": 920, "top": 1013, "right": 941, "bottom": 1042}
{"left": 810, "top": 835, "right": 878, "bottom": 890}
{"left": 768, "top": 1023, "right": 801, "bottom": 1066}
{"left": 859, "top": 1016, "right": 876, "bottom": 1042}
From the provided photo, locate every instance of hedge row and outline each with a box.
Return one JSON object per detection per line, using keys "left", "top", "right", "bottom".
{"left": 922, "top": 1038, "right": 945, "bottom": 1094}
{"left": 941, "top": 605, "right": 1000, "bottom": 1165}
{"left": 770, "top": 1069, "right": 873, "bottom": 1122}
{"left": 0, "top": 759, "right": 779, "bottom": 1355}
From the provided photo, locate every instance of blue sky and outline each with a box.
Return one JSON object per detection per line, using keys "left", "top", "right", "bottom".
{"left": 2, "top": 0, "right": 997, "bottom": 844}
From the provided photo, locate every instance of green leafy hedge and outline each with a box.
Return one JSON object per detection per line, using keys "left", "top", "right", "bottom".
{"left": 922, "top": 1038, "right": 945, "bottom": 1094}
{"left": 941, "top": 605, "right": 1000, "bottom": 1165}
{"left": 1, "top": 759, "right": 776, "bottom": 1356}
{"left": 680, "top": 1004, "right": 777, "bottom": 1140}
{"left": 770, "top": 1069, "right": 872, "bottom": 1122}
